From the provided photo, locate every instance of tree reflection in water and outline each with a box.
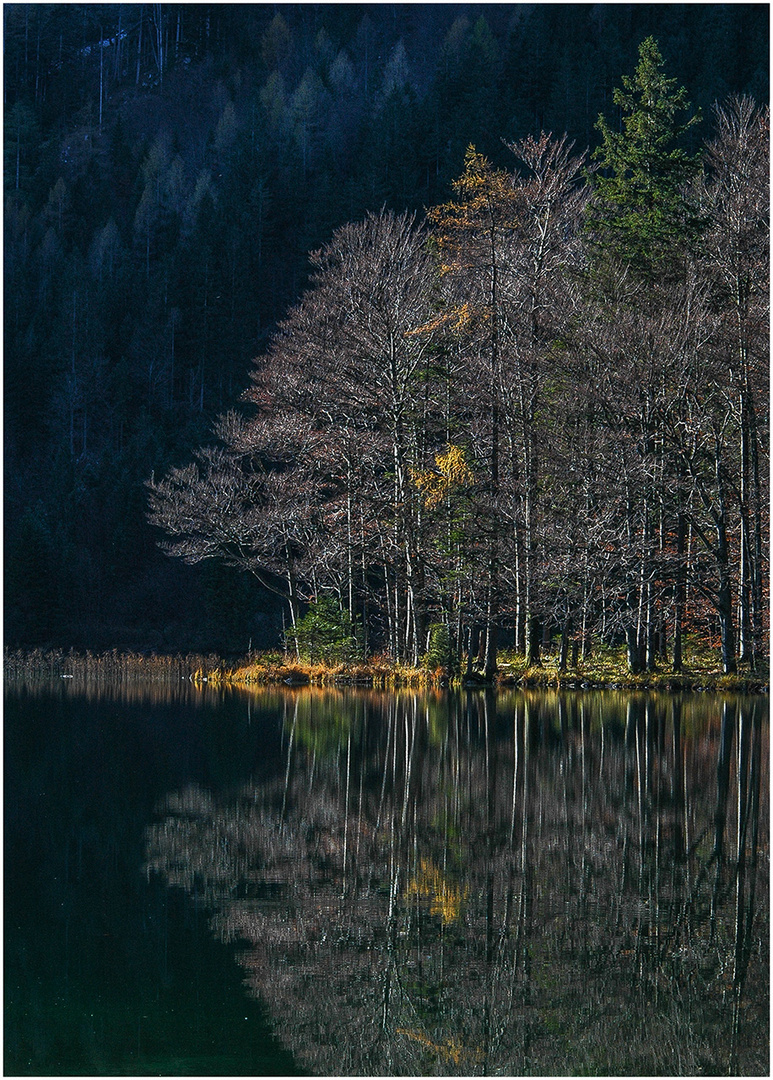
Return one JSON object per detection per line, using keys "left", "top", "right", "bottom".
{"left": 144, "top": 689, "right": 768, "bottom": 1075}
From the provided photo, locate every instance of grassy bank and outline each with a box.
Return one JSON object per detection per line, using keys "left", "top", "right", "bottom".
{"left": 226, "top": 641, "right": 768, "bottom": 694}
{"left": 226, "top": 652, "right": 430, "bottom": 689}
{"left": 4, "top": 645, "right": 768, "bottom": 694}
{"left": 495, "top": 647, "right": 769, "bottom": 694}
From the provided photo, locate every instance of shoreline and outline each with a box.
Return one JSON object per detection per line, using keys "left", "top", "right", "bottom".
{"left": 3, "top": 647, "right": 769, "bottom": 696}
{"left": 226, "top": 665, "right": 769, "bottom": 695}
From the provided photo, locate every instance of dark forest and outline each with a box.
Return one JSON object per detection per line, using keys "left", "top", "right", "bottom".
{"left": 4, "top": 4, "right": 769, "bottom": 662}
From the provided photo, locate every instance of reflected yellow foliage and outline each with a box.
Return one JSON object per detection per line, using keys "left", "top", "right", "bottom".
{"left": 396, "top": 1027, "right": 483, "bottom": 1067}
{"left": 140, "top": 688, "right": 768, "bottom": 1076}
{"left": 405, "top": 857, "right": 468, "bottom": 924}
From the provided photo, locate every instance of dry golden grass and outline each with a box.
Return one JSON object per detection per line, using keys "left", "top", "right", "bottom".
{"left": 5, "top": 643, "right": 767, "bottom": 693}
{"left": 228, "top": 655, "right": 433, "bottom": 688}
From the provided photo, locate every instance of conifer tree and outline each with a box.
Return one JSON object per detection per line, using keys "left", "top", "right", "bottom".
{"left": 587, "top": 36, "right": 703, "bottom": 281}
{"left": 583, "top": 38, "right": 705, "bottom": 674}
{"left": 428, "top": 148, "right": 520, "bottom": 677}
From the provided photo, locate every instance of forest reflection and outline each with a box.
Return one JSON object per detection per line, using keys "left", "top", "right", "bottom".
{"left": 145, "top": 689, "right": 768, "bottom": 1076}
{"left": 4, "top": 671, "right": 234, "bottom": 707}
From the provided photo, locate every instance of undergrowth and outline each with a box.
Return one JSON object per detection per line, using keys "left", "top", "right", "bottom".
{"left": 4, "top": 643, "right": 768, "bottom": 693}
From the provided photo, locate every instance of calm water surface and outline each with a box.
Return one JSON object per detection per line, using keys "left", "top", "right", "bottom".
{"left": 5, "top": 679, "right": 768, "bottom": 1075}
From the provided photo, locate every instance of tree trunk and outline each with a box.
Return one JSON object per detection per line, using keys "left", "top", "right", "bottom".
{"left": 483, "top": 558, "right": 498, "bottom": 680}
{"left": 749, "top": 417, "right": 765, "bottom": 668}
{"left": 715, "top": 453, "right": 737, "bottom": 674}
{"left": 626, "top": 623, "right": 643, "bottom": 675}
{"left": 672, "top": 499, "right": 686, "bottom": 671}
{"left": 525, "top": 613, "right": 541, "bottom": 666}
{"left": 713, "top": 699, "right": 736, "bottom": 862}
{"left": 558, "top": 617, "right": 571, "bottom": 672}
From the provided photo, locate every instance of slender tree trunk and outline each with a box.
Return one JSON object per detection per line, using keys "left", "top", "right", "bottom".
{"left": 513, "top": 518, "right": 525, "bottom": 653}
{"left": 558, "top": 616, "right": 571, "bottom": 672}
{"left": 465, "top": 624, "right": 476, "bottom": 680}
{"left": 346, "top": 459, "right": 354, "bottom": 624}
{"left": 135, "top": 7, "right": 143, "bottom": 87}
{"left": 671, "top": 699, "right": 686, "bottom": 860}
{"left": 715, "top": 460, "right": 738, "bottom": 675}
{"left": 738, "top": 400, "right": 752, "bottom": 664}
{"left": 624, "top": 462, "right": 643, "bottom": 674}
{"left": 626, "top": 622, "right": 643, "bottom": 675}
{"left": 482, "top": 206, "right": 501, "bottom": 679}
{"left": 483, "top": 559, "right": 498, "bottom": 680}
{"left": 713, "top": 700, "right": 736, "bottom": 862}
{"left": 153, "top": 3, "right": 164, "bottom": 86}
{"left": 525, "top": 613, "right": 540, "bottom": 666}
{"left": 113, "top": 9, "right": 123, "bottom": 83}
{"left": 672, "top": 491, "right": 686, "bottom": 671}
{"left": 749, "top": 416, "right": 765, "bottom": 668}
{"left": 285, "top": 552, "right": 300, "bottom": 645}
{"left": 98, "top": 28, "right": 104, "bottom": 130}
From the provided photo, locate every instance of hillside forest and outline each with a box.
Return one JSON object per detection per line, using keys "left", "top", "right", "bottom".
{"left": 4, "top": 4, "right": 769, "bottom": 673}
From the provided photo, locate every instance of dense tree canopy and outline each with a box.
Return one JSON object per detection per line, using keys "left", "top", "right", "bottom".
{"left": 148, "top": 72, "right": 769, "bottom": 674}
{"left": 4, "top": 4, "right": 768, "bottom": 656}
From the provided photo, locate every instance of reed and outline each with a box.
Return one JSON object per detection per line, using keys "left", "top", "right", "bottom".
{"left": 4, "top": 645, "right": 767, "bottom": 694}
{"left": 3, "top": 647, "right": 220, "bottom": 683}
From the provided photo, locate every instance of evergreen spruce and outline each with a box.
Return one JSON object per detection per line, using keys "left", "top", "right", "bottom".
{"left": 587, "top": 36, "right": 704, "bottom": 280}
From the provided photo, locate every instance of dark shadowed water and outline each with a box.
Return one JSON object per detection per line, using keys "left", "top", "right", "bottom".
{"left": 4, "top": 679, "right": 768, "bottom": 1075}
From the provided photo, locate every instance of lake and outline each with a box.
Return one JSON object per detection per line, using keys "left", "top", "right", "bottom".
{"left": 4, "top": 679, "right": 768, "bottom": 1075}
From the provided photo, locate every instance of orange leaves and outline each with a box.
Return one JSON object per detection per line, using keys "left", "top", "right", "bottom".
{"left": 427, "top": 144, "right": 521, "bottom": 270}
{"left": 405, "top": 301, "right": 474, "bottom": 336}
{"left": 444, "top": 145, "right": 516, "bottom": 209}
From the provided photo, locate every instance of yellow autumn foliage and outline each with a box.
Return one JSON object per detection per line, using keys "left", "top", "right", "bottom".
{"left": 404, "top": 301, "right": 473, "bottom": 336}
{"left": 411, "top": 444, "right": 474, "bottom": 509}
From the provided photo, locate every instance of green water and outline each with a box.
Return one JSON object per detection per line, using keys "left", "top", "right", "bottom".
{"left": 4, "top": 681, "right": 300, "bottom": 1076}
{"left": 5, "top": 681, "right": 768, "bottom": 1075}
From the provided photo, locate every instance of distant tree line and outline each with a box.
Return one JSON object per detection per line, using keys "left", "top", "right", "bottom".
{"left": 148, "top": 39, "right": 769, "bottom": 674}
{"left": 4, "top": 5, "right": 768, "bottom": 653}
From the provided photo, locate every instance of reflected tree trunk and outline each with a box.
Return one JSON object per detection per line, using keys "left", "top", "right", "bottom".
{"left": 342, "top": 727, "right": 352, "bottom": 897}
{"left": 281, "top": 699, "right": 298, "bottom": 827}
{"left": 713, "top": 700, "right": 736, "bottom": 861}
{"left": 141, "top": 687, "right": 767, "bottom": 1075}
{"left": 730, "top": 701, "right": 762, "bottom": 1071}
{"left": 711, "top": 699, "right": 736, "bottom": 937}
{"left": 671, "top": 698, "right": 686, "bottom": 861}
